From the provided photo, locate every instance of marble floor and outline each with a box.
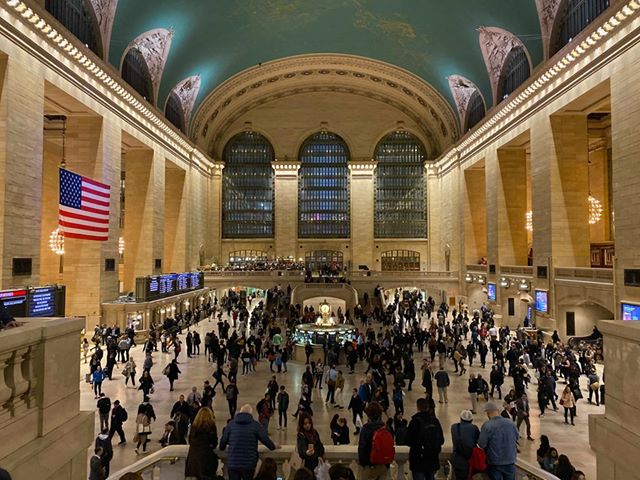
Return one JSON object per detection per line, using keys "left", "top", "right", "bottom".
{"left": 81, "top": 316, "right": 599, "bottom": 478}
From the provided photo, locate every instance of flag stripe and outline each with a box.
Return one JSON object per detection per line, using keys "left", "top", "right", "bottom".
{"left": 59, "top": 220, "right": 109, "bottom": 233}
{"left": 82, "top": 186, "right": 110, "bottom": 199}
{"left": 81, "top": 194, "right": 110, "bottom": 207}
{"left": 59, "top": 209, "right": 109, "bottom": 224}
{"left": 60, "top": 205, "right": 109, "bottom": 221}
{"left": 63, "top": 231, "right": 109, "bottom": 241}
{"left": 82, "top": 176, "right": 110, "bottom": 190}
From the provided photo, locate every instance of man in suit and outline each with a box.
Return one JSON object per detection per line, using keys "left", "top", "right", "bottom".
{"left": 515, "top": 393, "right": 534, "bottom": 441}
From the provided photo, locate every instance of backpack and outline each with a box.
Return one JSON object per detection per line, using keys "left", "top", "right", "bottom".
{"left": 416, "top": 420, "right": 443, "bottom": 461}
{"left": 455, "top": 424, "right": 473, "bottom": 459}
{"left": 226, "top": 386, "right": 235, "bottom": 400}
{"left": 393, "top": 390, "right": 403, "bottom": 404}
{"left": 468, "top": 447, "right": 487, "bottom": 475}
{"left": 370, "top": 426, "right": 395, "bottom": 465}
{"left": 121, "top": 408, "right": 128, "bottom": 422}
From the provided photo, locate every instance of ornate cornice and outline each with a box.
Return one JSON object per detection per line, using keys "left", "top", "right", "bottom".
{"left": 168, "top": 75, "right": 201, "bottom": 126}
{"left": 87, "top": 0, "right": 117, "bottom": 59}
{"left": 535, "top": 0, "right": 563, "bottom": 59}
{"left": 123, "top": 28, "right": 174, "bottom": 104}
{"left": 447, "top": 75, "right": 485, "bottom": 131}
{"left": 191, "top": 54, "right": 459, "bottom": 159}
{"left": 478, "top": 26, "right": 532, "bottom": 105}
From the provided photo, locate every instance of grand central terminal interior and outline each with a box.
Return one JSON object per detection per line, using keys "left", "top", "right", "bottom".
{"left": 0, "top": 1, "right": 640, "bottom": 479}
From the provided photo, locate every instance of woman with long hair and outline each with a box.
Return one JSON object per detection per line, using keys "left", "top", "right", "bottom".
{"left": 185, "top": 407, "right": 218, "bottom": 480}
{"left": 560, "top": 385, "right": 576, "bottom": 425}
{"left": 134, "top": 404, "right": 153, "bottom": 454}
{"left": 296, "top": 413, "right": 325, "bottom": 472}
{"left": 254, "top": 458, "right": 278, "bottom": 480}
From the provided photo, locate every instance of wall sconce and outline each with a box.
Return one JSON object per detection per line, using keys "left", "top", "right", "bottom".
{"left": 500, "top": 277, "right": 511, "bottom": 288}
{"left": 477, "top": 275, "right": 486, "bottom": 285}
{"left": 518, "top": 279, "right": 531, "bottom": 292}
{"left": 464, "top": 273, "right": 474, "bottom": 283}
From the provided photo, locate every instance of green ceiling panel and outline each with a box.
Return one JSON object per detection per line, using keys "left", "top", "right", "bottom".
{"left": 109, "top": 0, "right": 543, "bottom": 116}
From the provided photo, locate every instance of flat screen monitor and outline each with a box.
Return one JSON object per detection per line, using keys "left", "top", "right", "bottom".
{"left": 487, "top": 282, "right": 496, "bottom": 302}
{"left": 622, "top": 302, "right": 640, "bottom": 320}
{"left": 535, "top": 290, "right": 548, "bottom": 313}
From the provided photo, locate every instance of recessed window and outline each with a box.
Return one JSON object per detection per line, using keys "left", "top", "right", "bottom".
{"left": 552, "top": 0, "right": 610, "bottom": 56}
{"left": 45, "top": 0, "right": 102, "bottom": 58}
{"left": 165, "top": 92, "right": 185, "bottom": 133}
{"left": 122, "top": 48, "right": 154, "bottom": 102}
{"left": 465, "top": 91, "right": 486, "bottom": 132}
{"left": 498, "top": 47, "right": 530, "bottom": 100}
{"left": 381, "top": 250, "right": 420, "bottom": 271}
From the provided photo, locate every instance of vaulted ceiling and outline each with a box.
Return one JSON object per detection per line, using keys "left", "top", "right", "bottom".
{"left": 107, "top": 0, "right": 544, "bottom": 135}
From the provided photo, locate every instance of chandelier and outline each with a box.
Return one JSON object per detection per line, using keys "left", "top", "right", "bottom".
{"left": 588, "top": 195, "right": 603, "bottom": 225}
{"left": 525, "top": 211, "right": 533, "bottom": 232}
{"left": 118, "top": 237, "right": 125, "bottom": 255}
{"left": 49, "top": 228, "right": 65, "bottom": 255}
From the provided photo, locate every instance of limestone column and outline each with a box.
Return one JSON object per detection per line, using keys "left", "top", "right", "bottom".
{"left": 123, "top": 148, "right": 164, "bottom": 292}
{"left": 62, "top": 115, "right": 121, "bottom": 328}
{"left": 496, "top": 147, "right": 528, "bottom": 265}
{"left": 349, "top": 161, "right": 376, "bottom": 270}
{"left": 463, "top": 167, "right": 486, "bottom": 265}
{"left": 164, "top": 163, "right": 186, "bottom": 272}
{"left": 207, "top": 163, "right": 223, "bottom": 264}
{"left": 485, "top": 148, "right": 499, "bottom": 269}
{"left": 0, "top": 55, "right": 45, "bottom": 288}
{"left": 273, "top": 161, "right": 299, "bottom": 259}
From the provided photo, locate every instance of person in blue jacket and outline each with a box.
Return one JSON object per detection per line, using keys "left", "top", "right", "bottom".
{"left": 92, "top": 365, "right": 105, "bottom": 398}
{"left": 219, "top": 404, "right": 280, "bottom": 480}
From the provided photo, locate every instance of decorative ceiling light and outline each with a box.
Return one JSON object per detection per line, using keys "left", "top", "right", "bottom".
{"left": 588, "top": 195, "right": 603, "bottom": 224}
{"left": 118, "top": 237, "right": 125, "bottom": 255}
{"left": 525, "top": 211, "right": 533, "bottom": 232}
{"left": 49, "top": 228, "right": 64, "bottom": 255}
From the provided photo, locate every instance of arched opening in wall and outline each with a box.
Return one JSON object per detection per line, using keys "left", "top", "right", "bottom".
{"left": 381, "top": 250, "right": 420, "bottom": 272}
{"left": 374, "top": 131, "right": 426, "bottom": 238}
{"left": 228, "top": 250, "right": 269, "bottom": 268}
{"left": 298, "top": 132, "right": 350, "bottom": 238}
{"left": 551, "top": 0, "right": 610, "bottom": 57}
{"left": 222, "top": 131, "right": 275, "bottom": 238}
{"left": 465, "top": 91, "right": 486, "bottom": 132}
{"left": 121, "top": 48, "right": 154, "bottom": 102}
{"left": 165, "top": 92, "right": 185, "bottom": 133}
{"left": 498, "top": 47, "right": 530, "bottom": 101}
{"left": 45, "top": 0, "right": 102, "bottom": 58}
{"left": 305, "top": 250, "right": 344, "bottom": 275}
{"left": 557, "top": 300, "right": 613, "bottom": 341}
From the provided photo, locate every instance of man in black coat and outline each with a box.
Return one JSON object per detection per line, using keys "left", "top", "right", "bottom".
{"left": 406, "top": 398, "right": 444, "bottom": 480}
{"left": 96, "top": 393, "right": 111, "bottom": 432}
{"left": 108, "top": 400, "right": 127, "bottom": 444}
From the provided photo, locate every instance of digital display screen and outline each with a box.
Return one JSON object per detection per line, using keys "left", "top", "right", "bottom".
{"left": 136, "top": 272, "right": 204, "bottom": 302}
{"left": 527, "top": 305, "right": 533, "bottom": 320}
{"left": 0, "top": 289, "right": 28, "bottom": 318}
{"left": 622, "top": 302, "right": 640, "bottom": 321}
{"left": 487, "top": 283, "right": 496, "bottom": 302}
{"left": 28, "top": 287, "right": 56, "bottom": 317}
{"left": 149, "top": 276, "right": 159, "bottom": 293}
{"left": 159, "top": 274, "right": 175, "bottom": 295}
{"left": 190, "top": 272, "right": 201, "bottom": 289}
{"left": 535, "top": 290, "right": 548, "bottom": 313}
{"left": 176, "top": 273, "right": 189, "bottom": 291}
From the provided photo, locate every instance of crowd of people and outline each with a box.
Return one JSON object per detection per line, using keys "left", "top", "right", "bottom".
{"left": 79, "top": 284, "right": 599, "bottom": 480}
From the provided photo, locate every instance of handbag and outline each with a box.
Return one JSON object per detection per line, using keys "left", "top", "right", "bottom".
{"left": 314, "top": 459, "right": 331, "bottom": 480}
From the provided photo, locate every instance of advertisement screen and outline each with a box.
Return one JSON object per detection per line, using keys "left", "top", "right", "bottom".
{"left": 487, "top": 282, "right": 496, "bottom": 302}
{"left": 28, "top": 287, "right": 56, "bottom": 317}
{"left": 622, "top": 302, "right": 640, "bottom": 321}
{"left": 535, "top": 290, "right": 548, "bottom": 313}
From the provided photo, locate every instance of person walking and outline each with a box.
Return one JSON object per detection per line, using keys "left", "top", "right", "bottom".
{"left": 326, "top": 365, "right": 338, "bottom": 406}
{"left": 219, "top": 404, "right": 279, "bottom": 480}
{"left": 108, "top": 400, "right": 128, "bottom": 444}
{"left": 451, "top": 410, "right": 480, "bottom": 480}
{"left": 92, "top": 365, "right": 105, "bottom": 399}
{"left": 421, "top": 360, "right": 433, "bottom": 398}
{"left": 406, "top": 398, "right": 445, "bottom": 480}
{"left": 165, "top": 359, "right": 181, "bottom": 391}
{"left": 95, "top": 429, "right": 113, "bottom": 477}
{"left": 515, "top": 393, "right": 534, "bottom": 441}
{"left": 134, "top": 402, "right": 154, "bottom": 455}
{"left": 123, "top": 358, "right": 137, "bottom": 387}
{"left": 468, "top": 374, "right": 479, "bottom": 414}
{"left": 434, "top": 367, "right": 450, "bottom": 404}
{"left": 348, "top": 387, "right": 365, "bottom": 435}
{"left": 96, "top": 393, "right": 111, "bottom": 432}
{"left": 560, "top": 385, "right": 576, "bottom": 426}
{"left": 225, "top": 380, "right": 239, "bottom": 418}
{"left": 185, "top": 407, "right": 219, "bottom": 480}
{"left": 357, "top": 401, "right": 391, "bottom": 480}
{"left": 478, "top": 402, "right": 520, "bottom": 480}
{"left": 138, "top": 370, "right": 154, "bottom": 400}
{"left": 277, "top": 385, "right": 289, "bottom": 430}
{"left": 257, "top": 393, "right": 274, "bottom": 432}
{"left": 89, "top": 447, "right": 105, "bottom": 480}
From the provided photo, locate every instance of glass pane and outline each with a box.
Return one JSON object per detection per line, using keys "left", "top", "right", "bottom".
{"left": 374, "top": 131, "right": 427, "bottom": 238}
{"left": 554, "top": 0, "right": 610, "bottom": 54}
{"left": 466, "top": 91, "right": 485, "bottom": 132}
{"left": 222, "top": 131, "right": 275, "bottom": 238}
{"left": 165, "top": 93, "right": 185, "bottom": 132}
{"left": 381, "top": 250, "right": 421, "bottom": 271}
{"left": 122, "top": 48, "right": 154, "bottom": 101}
{"left": 499, "top": 48, "right": 530, "bottom": 100}
{"left": 45, "top": 0, "right": 101, "bottom": 57}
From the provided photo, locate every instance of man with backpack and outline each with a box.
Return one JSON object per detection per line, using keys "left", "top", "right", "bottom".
{"left": 108, "top": 400, "right": 128, "bottom": 444}
{"left": 357, "top": 401, "right": 395, "bottom": 480}
{"left": 406, "top": 398, "right": 444, "bottom": 480}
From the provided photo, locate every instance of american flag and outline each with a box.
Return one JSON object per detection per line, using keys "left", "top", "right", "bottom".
{"left": 59, "top": 168, "right": 111, "bottom": 241}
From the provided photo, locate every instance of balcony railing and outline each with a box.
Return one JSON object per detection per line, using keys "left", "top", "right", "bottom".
{"left": 466, "top": 264, "right": 488, "bottom": 273}
{"left": 205, "top": 270, "right": 306, "bottom": 277}
{"left": 555, "top": 267, "right": 614, "bottom": 284}
{"left": 107, "top": 445, "right": 559, "bottom": 480}
{"left": 352, "top": 271, "right": 458, "bottom": 279}
{"left": 500, "top": 265, "right": 534, "bottom": 277}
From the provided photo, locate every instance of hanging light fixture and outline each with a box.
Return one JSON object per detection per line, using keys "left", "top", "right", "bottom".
{"left": 49, "top": 228, "right": 64, "bottom": 255}
{"left": 588, "top": 195, "right": 603, "bottom": 224}
{"left": 118, "top": 237, "right": 125, "bottom": 255}
{"left": 525, "top": 211, "right": 533, "bottom": 232}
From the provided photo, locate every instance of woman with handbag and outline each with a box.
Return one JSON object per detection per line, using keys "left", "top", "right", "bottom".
{"left": 560, "top": 385, "right": 576, "bottom": 425}
{"left": 134, "top": 403, "right": 154, "bottom": 454}
{"left": 297, "top": 413, "right": 325, "bottom": 473}
{"left": 123, "top": 358, "right": 137, "bottom": 387}
{"left": 138, "top": 370, "right": 154, "bottom": 399}
{"left": 185, "top": 407, "right": 218, "bottom": 480}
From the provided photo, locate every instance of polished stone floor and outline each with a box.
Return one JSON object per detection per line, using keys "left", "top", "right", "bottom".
{"left": 81, "top": 313, "right": 599, "bottom": 478}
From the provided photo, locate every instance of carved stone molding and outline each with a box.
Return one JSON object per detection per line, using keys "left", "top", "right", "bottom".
{"left": 88, "top": 0, "right": 118, "bottom": 59}
{"left": 190, "top": 54, "right": 459, "bottom": 159}
{"left": 447, "top": 75, "right": 485, "bottom": 131}
{"left": 123, "top": 28, "right": 174, "bottom": 103}
{"left": 478, "top": 26, "right": 531, "bottom": 105}
{"left": 535, "top": 0, "right": 563, "bottom": 59}
{"left": 168, "top": 75, "right": 201, "bottom": 127}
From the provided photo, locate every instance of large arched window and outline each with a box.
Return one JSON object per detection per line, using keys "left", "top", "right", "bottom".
{"left": 165, "top": 92, "right": 185, "bottom": 133}
{"left": 374, "top": 131, "right": 426, "bottom": 238}
{"left": 305, "top": 250, "right": 344, "bottom": 272}
{"left": 298, "top": 132, "right": 350, "bottom": 238}
{"left": 552, "top": 0, "right": 610, "bottom": 55}
{"left": 498, "top": 47, "right": 530, "bottom": 101}
{"left": 45, "top": 0, "right": 102, "bottom": 58}
{"left": 122, "top": 48, "right": 154, "bottom": 101}
{"left": 222, "top": 131, "right": 275, "bottom": 238}
{"left": 465, "top": 91, "right": 486, "bottom": 132}
{"left": 381, "top": 250, "right": 421, "bottom": 271}
{"left": 228, "top": 250, "right": 269, "bottom": 266}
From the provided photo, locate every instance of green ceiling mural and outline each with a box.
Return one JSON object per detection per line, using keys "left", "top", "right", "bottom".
{"left": 108, "top": 0, "right": 543, "bottom": 117}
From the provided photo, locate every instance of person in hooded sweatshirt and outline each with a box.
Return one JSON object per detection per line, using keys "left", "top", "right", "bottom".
{"left": 94, "top": 428, "right": 113, "bottom": 477}
{"left": 219, "top": 404, "right": 279, "bottom": 480}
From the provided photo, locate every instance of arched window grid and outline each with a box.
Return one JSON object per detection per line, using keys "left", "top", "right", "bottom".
{"left": 298, "top": 132, "right": 350, "bottom": 238}
{"left": 381, "top": 250, "right": 421, "bottom": 272}
{"left": 305, "top": 250, "right": 344, "bottom": 272}
{"left": 374, "top": 131, "right": 427, "bottom": 239}
{"left": 165, "top": 92, "right": 185, "bottom": 133}
{"left": 498, "top": 47, "right": 531, "bottom": 101}
{"left": 222, "top": 132, "right": 275, "bottom": 238}
{"left": 553, "top": 0, "right": 610, "bottom": 55}
{"left": 45, "top": 0, "right": 101, "bottom": 57}
{"left": 121, "top": 48, "right": 154, "bottom": 102}
{"left": 465, "top": 91, "right": 486, "bottom": 132}
{"left": 228, "top": 250, "right": 269, "bottom": 266}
